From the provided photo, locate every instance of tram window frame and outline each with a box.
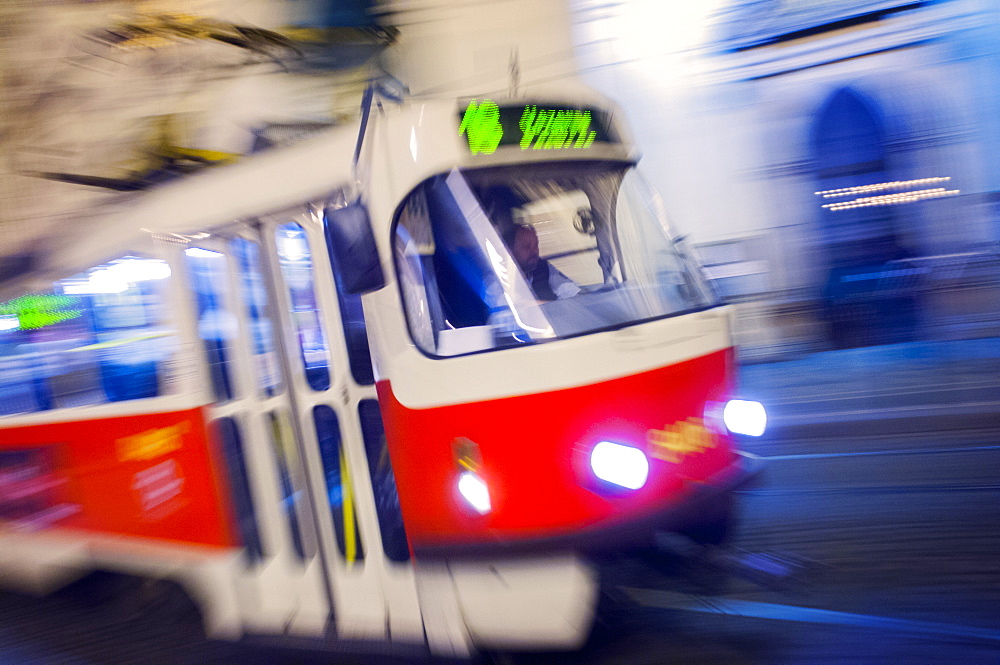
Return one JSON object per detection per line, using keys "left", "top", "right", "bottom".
{"left": 0, "top": 255, "right": 178, "bottom": 417}
{"left": 274, "top": 223, "right": 332, "bottom": 392}
{"left": 312, "top": 405, "right": 365, "bottom": 565}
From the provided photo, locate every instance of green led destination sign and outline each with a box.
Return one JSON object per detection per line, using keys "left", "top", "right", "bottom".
{"left": 459, "top": 100, "right": 616, "bottom": 155}
{"left": 0, "top": 295, "right": 82, "bottom": 331}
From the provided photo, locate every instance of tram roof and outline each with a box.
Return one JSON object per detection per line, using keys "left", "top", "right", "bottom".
{"left": 2, "top": 122, "right": 359, "bottom": 300}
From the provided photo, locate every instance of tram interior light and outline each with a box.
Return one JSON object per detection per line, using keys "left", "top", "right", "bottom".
{"left": 277, "top": 230, "right": 309, "bottom": 262}
{"left": 111, "top": 258, "right": 171, "bottom": 282}
{"left": 63, "top": 258, "right": 171, "bottom": 295}
{"left": 185, "top": 247, "right": 223, "bottom": 259}
{"left": 458, "top": 471, "right": 492, "bottom": 514}
{"left": 79, "top": 269, "right": 128, "bottom": 294}
{"left": 590, "top": 441, "right": 649, "bottom": 490}
{"left": 723, "top": 400, "right": 767, "bottom": 437}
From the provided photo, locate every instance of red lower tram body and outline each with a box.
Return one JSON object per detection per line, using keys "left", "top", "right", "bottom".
{"left": 0, "top": 406, "right": 236, "bottom": 549}
{"left": 379, "top": 347, "right": 749, "bottom": 555}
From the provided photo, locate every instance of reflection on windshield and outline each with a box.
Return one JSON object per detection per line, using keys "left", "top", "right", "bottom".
{"left": 393, "top": 162, "right": 716, "bottom": 357}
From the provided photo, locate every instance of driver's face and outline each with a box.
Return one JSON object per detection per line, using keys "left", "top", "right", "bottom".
{"left": 512, "top": 226, "right": 540, "bottom": 271}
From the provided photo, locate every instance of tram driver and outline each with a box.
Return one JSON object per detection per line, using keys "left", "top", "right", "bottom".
{"left": 506, "top": 224, "right": 580, "bottom": 301}
{"left": 478, "top": 184, "right": 581, "bottom": 303}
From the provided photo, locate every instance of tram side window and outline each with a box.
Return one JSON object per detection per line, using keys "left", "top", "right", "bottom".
{"left": 358, "top": 399, "right": 409, "bottom": 563}
{"left": 267, "top": 411, "right": 309, "bottom": 561}
{"left": 312, "top": 405, "right": 364, "bottom": 565}
{"left": 275, "top": 223, "right": 331, "bottom": 392}
{"left": 185, "top": 248, "right": 238, "bottom": 402}
{"left": 214, "top": 416, "right": 266, "bottom": 564}
{"left": 0, "top": 257, "right": 176, "bottom": 417}
{"left": 232, "top": 238, "right": 283, "bottom": 397}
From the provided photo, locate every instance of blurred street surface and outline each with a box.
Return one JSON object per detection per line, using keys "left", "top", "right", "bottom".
{"left": 739, "top": 336, "right": 1000, "bottom": 438}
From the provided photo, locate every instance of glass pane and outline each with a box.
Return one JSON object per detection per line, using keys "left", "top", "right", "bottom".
{"left": 232, "top": 238, "right": 283, "bottom": 397}
{"left": 276, "top": 223, "right": 331, "bottom": 391}
{"left": 358, "top": 400, "right": 409, "bottom": 562}
{"left": 312, "top": 405, "right": 364, "bottom": 565}
{"left": 615, "top": 170, "right": 717, "bottom": 310}
{"left": 214, "top": 417, "right": 265, "bottom": 564}
{"left": 393, "top": 164, "right": 717, "bottom": 357}
{"left": 0, "top": 256, "right": 177, "bottom": 416}
{"left": 268, "top": 411, "right": 308, "bottom": 560}
{"left": 185, "top": 248, "right": 238, "bottom": 402}
{"left": 0, "top": 293, "right": 98, "bottom": 413}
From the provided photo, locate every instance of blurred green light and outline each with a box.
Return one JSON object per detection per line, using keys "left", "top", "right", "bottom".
{"left": 0, "top": 294, "right": 82, "bottom": 331}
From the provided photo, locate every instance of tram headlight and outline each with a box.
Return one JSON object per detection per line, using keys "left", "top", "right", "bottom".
{"left": 457, "top": 471, "right": 492, "bottom": 514}
{"left": 590, "top": 441, "right": 649, "bottom": 490}
{"left": 723, "top": 400, "right": 767, "bottom": 437}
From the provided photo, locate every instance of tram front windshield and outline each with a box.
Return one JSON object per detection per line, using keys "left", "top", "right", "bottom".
{"left": 393, "top": 161, "right": 716, "bottom": 357}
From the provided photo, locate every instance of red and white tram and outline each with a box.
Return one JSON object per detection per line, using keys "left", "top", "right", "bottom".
{"left": 0, "top": 82, "right": 765, "bottom": 657}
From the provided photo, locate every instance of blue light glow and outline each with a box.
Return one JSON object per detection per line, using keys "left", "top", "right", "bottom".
{"left": 590, "top": 441, "right": 649, "bottom": 490}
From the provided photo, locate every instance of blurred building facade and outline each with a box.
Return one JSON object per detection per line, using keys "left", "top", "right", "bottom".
{"left": 0, "top": 0, "right": 386, "bottom": 272}
{"left": 576, "top": 0, "right": 1000, "bottom": 356}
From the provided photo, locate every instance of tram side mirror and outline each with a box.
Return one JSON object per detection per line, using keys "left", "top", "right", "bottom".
{"left": 324, "top": 200, "right": 386, "bottom": 294}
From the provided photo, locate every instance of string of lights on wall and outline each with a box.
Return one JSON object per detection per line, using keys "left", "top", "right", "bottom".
{"left": 815, "top": 177, "right": 959, "bottom": 211}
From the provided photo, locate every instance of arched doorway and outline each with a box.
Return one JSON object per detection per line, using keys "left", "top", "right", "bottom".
{"left": 811, "top": 87, "right": 918, "bottom": 348}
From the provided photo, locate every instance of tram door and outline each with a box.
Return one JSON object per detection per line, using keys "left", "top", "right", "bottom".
{"left": 260, "top": 202, "right": 423, "bottom": 644}
{"left": 180, "top": 229, "right": 330, "bottom": 635}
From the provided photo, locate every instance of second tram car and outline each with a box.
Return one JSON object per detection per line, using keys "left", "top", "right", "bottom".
{"left": 0, "top": 82, "right": 765, "bottom": 657}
